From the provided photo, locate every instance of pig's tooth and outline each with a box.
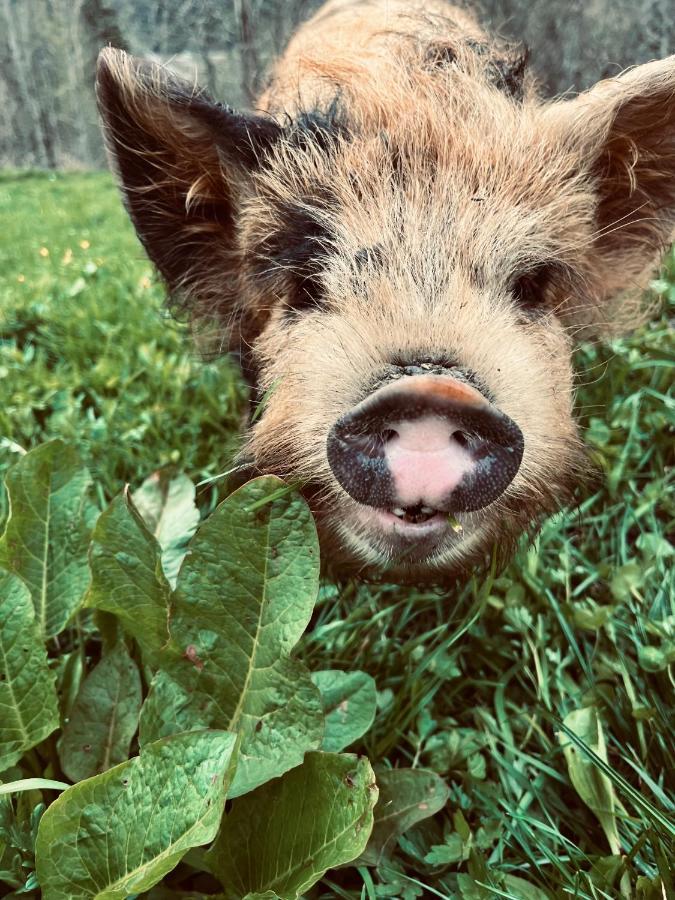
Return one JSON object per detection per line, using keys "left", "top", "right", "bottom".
{"left": 420, "top": 505, "right": 435, "bottom": 515}
{"left": 392, "top": 507, "right": 406, "bottom": 517}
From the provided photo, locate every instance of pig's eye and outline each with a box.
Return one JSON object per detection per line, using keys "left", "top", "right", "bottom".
{"left": 284, "top": 271, "right": 325, "bottom": 315}
{"left": 511, "top": 264, "right": 556, "bottom": 314}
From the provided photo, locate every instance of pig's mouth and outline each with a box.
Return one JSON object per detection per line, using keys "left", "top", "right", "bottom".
{"left": 324, "top": 494, "right": 480, "bottom": 579}
{"left": 381, "top": 504, "right": 446, "bottom": 526}
{"left": 352, "top": 500, "right": 460, "bottom": 555}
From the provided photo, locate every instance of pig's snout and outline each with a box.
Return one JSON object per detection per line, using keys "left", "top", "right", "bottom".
{"left": 326, "top": 374, "right": 524, "bottom": 515}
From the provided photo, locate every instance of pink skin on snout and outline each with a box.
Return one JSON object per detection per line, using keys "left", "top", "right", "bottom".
{"left": 332, "top": 375, "right": 499, "bottom": 540}
{"left": 385, "top": 416, "right": 474, "bottom": 509}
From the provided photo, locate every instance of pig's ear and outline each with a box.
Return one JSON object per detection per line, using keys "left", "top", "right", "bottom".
{"left": 564, "top": 57, "right": 675, "bottom": 332}
{"left": 96, "top": 48, "right": 281, "bottom": 338}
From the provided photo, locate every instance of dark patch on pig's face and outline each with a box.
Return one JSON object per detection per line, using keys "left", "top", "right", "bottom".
{"left": 285, "top": 98, "right": 351, "bottom": 152}
{"left": 353, "top": 244, "right": 385, "bottom": 272}
{"left": 248, "top": 195, "right": 337, "bottom": 317}
{"left": 424, "top": 42, "right": 457, "bottom": 69}
{"left": 490, "top": 49, "right": 529, "bottom": 101}
{"left": 247, "top": 189, "right": 387, "bottom": 323}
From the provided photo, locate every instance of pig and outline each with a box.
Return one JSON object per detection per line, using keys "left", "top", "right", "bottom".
{"left": 95, "top": 0, "right": 675, "bottom": 583}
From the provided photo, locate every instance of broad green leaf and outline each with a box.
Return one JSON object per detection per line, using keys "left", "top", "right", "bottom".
{"left": 424, "top": 810, "right": 474, "bottom": 865}
{"left": 0, "top": 441, "right": 93, "bottom": 638}
{"left": 358, "top": 768, "right": 449, "bottom": 865}
{"left": 139, "top": 656, "right": 320, "bottom": 797}
{"left": 58, "top": 643, "right": 142, "bottom": 782}
{"left": 207, "top": 752, "right": 377, "bottom": 899}
{"left": 138, "top": 669, "right": 206, "bottom": 740}
{"left": 311, "top": 669, "right": 377, "bottom": 752}
{"left": 589, "top": 855, "right": 626, "bottom": 889}
{"left": 0, "top": 568, "right": 59, "bottom": 771}
{"left": 132, "top": 471, "right": 200, "bottom": 588}
{"left": 35, "top": 730, "right": 238, "bottom": 900}
{"left": 85, "top": 491, "right": 171, "bottom": 665}
{"left": 140, "top": 477, "right": 323, "bottom": 797}
{"left": 559, "top": 707, "right": 620, "bottom": 855}
{"left": 636, "top": 876, "right": 665, "bottom": 900}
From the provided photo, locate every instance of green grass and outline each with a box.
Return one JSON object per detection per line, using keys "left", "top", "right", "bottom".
{"left": 0, "top": 171, "right": 245, "bottom": 522}
{"left": 1, "top": 171, "right": 674, "bottom": 898}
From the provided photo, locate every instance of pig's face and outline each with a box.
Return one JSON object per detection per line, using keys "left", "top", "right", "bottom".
{"left": 239, "top": 118, "right": 588, "bottom": 580}
{"left": 96, "top": 48, "right": 675, "bottom": 582}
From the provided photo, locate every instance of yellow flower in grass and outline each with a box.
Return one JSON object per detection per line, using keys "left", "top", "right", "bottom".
{"left": 39, "top": 246, "right": 49, "bottom": 257}
{"left": 79, "top": 239, "right": 90, "bottom": 250}
{"left": 62, "top": 248, "right": 73, "bottom": 265}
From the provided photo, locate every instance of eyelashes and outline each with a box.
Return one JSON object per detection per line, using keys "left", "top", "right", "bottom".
{"left": 511, "top": 266, "right": 552, "bottom": 311}
{"left": 510, "top": 262, "right": 569, "bottom": 315}
{"left": 283, "top": 271, "right": 325, "bottom": 315}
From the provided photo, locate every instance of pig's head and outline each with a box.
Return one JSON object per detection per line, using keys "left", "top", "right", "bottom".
{"left": 96, "top": 45, "right": 675, "bottom": 582}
